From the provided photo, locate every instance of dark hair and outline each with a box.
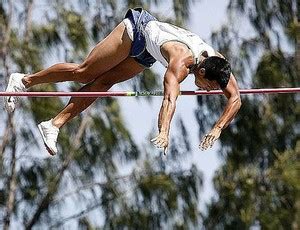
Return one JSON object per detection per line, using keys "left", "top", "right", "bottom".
{"left": 199, "top": 56, "right": 231, "bottom": 88}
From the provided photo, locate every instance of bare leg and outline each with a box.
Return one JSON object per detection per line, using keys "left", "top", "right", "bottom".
{"left": 22, "top": 22, "right": 132, "bottom": 88}
{"left": 52, "top": 57, "right": 144, "bottom": 128}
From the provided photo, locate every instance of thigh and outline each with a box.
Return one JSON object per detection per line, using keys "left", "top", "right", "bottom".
{"left": 90, "top": 57, "right": 145, "bottom": 90}
{"left": 80, "top": 22, "right": 132, "bottom": 78}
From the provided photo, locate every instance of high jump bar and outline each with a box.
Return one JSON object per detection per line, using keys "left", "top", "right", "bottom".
{"left": 0, "top": 88, "right": 300, "bottom": 97}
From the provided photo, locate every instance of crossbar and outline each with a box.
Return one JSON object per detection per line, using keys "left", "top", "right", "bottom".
{"left": 0, "top": 88, "right": 299, "bottom": 97}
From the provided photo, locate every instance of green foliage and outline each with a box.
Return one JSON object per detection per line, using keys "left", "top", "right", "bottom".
{"left": 255, "top": 51, "right": 297, "bottom": 87}
{"left": 202, "top": 0, "right": 300, "bottom": 229}
{"left": 9, "top": 31, "right": 43, "bottom": 73}
{"left": 173, "top": 0, "right": 191, "bottom": 26}
{"left": 31, "top": 22, "right": 61, "bottom": 49}
{"left": 204, "top": 143, "right": 299, "bottom": 229}
{"left": 228, "top": 0, "right": 296, "bottom": 41}
{"left": 101, "top": 163, "right": 202, "bottom": 229}
{"left": 62, "top": 10, "right": 89, "bottom": 53}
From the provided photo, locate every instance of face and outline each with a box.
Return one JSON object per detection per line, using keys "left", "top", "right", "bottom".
{"left": 194, "top": 67, "right": 220, "bottom": 91}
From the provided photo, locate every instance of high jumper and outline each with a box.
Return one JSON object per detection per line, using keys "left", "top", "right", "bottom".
{"left": 4, "top": 8, "right": 241, "bottom": 155}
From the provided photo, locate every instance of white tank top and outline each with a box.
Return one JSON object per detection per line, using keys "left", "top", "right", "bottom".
{"left": 143, "top": 21, "right": 216, "bottom": 67}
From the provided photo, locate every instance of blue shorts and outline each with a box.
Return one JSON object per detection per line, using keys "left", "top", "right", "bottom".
{"left": 124, "top": 8, "right": 157, "bottom": 68}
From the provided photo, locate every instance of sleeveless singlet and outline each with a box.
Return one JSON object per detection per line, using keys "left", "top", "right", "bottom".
{"left": 143, "top": 21, "right": 216, "bottom": 68}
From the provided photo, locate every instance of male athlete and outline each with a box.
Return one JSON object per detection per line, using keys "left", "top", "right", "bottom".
{"left": 4, "top": 8, "right": 242, "bottom": 155}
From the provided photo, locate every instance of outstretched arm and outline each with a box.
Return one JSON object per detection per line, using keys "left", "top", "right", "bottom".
{"left": 151, "top": 60, "right": 189, "bottom": 154}
{"left": 200, "top": 73, "right": 242, "bottom": 150}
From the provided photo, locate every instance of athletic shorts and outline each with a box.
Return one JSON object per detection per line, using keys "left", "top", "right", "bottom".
{"left": 123, "top": 8, "right": 157, "bottom": 68}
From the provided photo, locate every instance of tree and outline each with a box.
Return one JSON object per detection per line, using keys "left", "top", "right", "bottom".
{"left": 297, "top": 0, "right": 300, "bottom": 75}
{"left": 0, "top": 0, "right": 203, "bottom": 229}
{"left": 200, "top": 0, "right": 299, "bottom": 228}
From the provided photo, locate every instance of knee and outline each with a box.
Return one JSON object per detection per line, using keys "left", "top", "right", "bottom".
{"left": 91, "top": 78, "right": 115, "bottom": 91}
{"left": 73, "top": 64, "right": 93, "bottom": 84}
{"left": 98, "top": 79, "right": 115, "bottom": 90}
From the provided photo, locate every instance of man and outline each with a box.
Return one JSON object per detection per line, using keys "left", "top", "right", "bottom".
{"left": 4, "top": 8, "right": 241, "bottom": 155}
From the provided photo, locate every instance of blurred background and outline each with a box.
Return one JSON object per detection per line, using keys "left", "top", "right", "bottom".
{"left": 0, "top": 0, "right": 299, "bottom": 229}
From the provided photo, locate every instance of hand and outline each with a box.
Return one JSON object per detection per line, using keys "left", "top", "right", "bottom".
{"left": 151, "top": 132, "right": 169, "bottom": 155}
{"left": 199, "top": 127, "right": 222, "bottom": 150}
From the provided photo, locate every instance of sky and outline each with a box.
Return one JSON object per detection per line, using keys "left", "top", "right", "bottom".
{"left": 116, "top": 0, "right": 230, "bottom": 210}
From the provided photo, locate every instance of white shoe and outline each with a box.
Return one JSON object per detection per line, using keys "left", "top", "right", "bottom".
{"left": 4, "top": 73, "right": 27, "bottom": 113}
{"left": 38, "top": 119, "right": 59, "bottom": 155}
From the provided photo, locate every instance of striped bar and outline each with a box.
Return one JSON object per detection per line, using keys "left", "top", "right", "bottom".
{"left": 0, "top": 88, "right": 299, "bottom": 97}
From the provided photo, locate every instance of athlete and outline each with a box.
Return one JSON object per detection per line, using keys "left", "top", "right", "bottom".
{"left": 4, "top": 8, "right": 241, "bottom": 155}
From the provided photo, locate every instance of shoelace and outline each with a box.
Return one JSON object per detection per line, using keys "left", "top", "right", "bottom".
{"left": 43, "top": 125, "right": 59, "bottom": 142}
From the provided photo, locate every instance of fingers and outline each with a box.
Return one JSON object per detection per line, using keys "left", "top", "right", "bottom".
{"left": 150, "top": 136, "right": 158, "bottom": 143}
{"left": 152, "top": 130, "right": 219, "bottom": 153}
{"left": 151, "top": 135, "right": 168, "bottom": 149}
{"left": 164, "top": 147, "right": 168, "bottom": 156}
{"left": 200, "top": 134, "right": 217, "bottom": 150}
{"left": 151, "top": 134, "right": 169, "bottom": 157}
{"left": 207, "top": 135, "right": 216, "bottom": 147}
{"left": 199, "top": 135, "right": 208, "bottom": 150}
{"left": 152, "top": 137, "right": 164, "bottom": 147}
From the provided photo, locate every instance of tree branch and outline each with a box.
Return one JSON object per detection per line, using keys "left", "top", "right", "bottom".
{"left": 0, "top": 0, "right": 13, "bottom": 77}
{"left": 3, "top": 118, "right": 17, "bottom": 230}
{"left": 49, "top": 201, "right": 102, "bottom": 228}
{"left": 24, "top": 0, "right": 34, "bottom": 43}
{"left": 25, "top": 113, "right": 92, "bottom": 229}
{"left": 0, "top": 117, "right": 13, "bottom": 157}
{"left": 296, "top": 7, "right": 300, "bottom": 76}
{"left": 53, "top": 174, "right": 132, "bottom": 203}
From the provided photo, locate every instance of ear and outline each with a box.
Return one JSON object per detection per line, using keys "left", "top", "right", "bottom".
{"left": 199, "top": 68, "right": 206, "bottom": 75}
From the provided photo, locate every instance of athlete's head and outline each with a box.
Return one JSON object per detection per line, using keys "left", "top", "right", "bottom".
{"left": 195, "top": 56, "right": 231, "bottom": 90}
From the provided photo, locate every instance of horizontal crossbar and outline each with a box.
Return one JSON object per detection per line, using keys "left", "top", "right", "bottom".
{"left": 0, "top": 88, "right": 299, "bottom": 97}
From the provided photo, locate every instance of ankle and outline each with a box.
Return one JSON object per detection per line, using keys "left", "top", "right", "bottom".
{"left": 51, "top": 118, "right": 63, "bottom": 129}
{"left": 22, "top": 76, "right": 32, "bottom": 89}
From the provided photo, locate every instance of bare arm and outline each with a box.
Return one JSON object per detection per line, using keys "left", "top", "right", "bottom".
{"left": 214, "top": 52, "right": 241, "bottom": 129}
{"left": 151, "top": 58, "right": 190, "bottom": 154}
{"left": 151, "top": 42, "right": 193, "bottom": 154}
{"left": 200, "top": 73, "right": 242, "bottom": 150}
{"left": 158, "top": 67, "right": 181, "bottom": 134}
{"left": 214, "top": 73, "right": 241, "bottom": 129}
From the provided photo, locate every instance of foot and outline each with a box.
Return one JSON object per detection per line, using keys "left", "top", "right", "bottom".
{"left": 4, "top": 73, "right": 27, "bottom": 113}
{"left": 38, "top": 119, "right": 59, "bottom": 155}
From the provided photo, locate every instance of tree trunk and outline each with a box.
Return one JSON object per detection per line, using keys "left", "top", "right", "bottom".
{"left": 0, "top": 0, "right": 12, "bottom": 76}
{"left": 297, "top": 0, "right": 300, "bottom": 77}
{"left": 297, "top": 26, "right": 300, "bottom": 77}
{"left": 0, "top": 0, "right": 13, "bottom": 153}
{"left": 3, "top": 120, "right": 17, "bottom": 230}
{"left": 2, "top": 3, "right": 15, "bottom": 228}
{"left": 0, "top": 0, "right": 13, "bottom": 158}
{"left": 0, "top": 119, "right": 12, "bottom": 157}
{"left": 25, "top": 0, "right": 34, "bottom": 43}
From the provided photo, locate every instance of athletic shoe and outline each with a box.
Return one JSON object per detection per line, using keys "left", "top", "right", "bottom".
{"left": 4, "top": 73, "right": 26, "bottom": 113}
{"left": 38, "top": 119, "right": 59, "bottom": 155}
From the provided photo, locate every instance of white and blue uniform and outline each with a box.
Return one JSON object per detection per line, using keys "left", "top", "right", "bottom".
{"left": 123, "top": 8, "right": 215, "bottom": 68}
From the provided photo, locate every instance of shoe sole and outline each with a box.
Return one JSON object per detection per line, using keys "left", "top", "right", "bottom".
{"left": 5, "top": 73, "right": 25, "bottom": 113}
{"left": 38, "top": 124, "right": 56, "bottom": 156}
{"left": 5, "top": 74, "right": 16, "bottom": 113}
